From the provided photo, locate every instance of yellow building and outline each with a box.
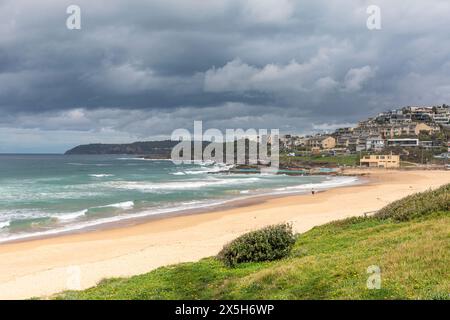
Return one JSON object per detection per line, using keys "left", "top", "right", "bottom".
{"left": 414, "top": 123, "right": 439, "bottom": 135}
{"left": 360, "top": 154, "right": 400, "bottom": 168}
{"left": 309, "top": 136, "right": 336, "bottom": 149}
{"left": 380, "top": 123, "right": 439, "bottom": 138}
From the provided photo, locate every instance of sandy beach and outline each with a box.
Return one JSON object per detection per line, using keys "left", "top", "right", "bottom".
{"left": 0, "top": 169, "right": 448, "bottom": 299}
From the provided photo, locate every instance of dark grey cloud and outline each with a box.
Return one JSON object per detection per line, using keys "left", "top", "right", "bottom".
{"left": 1, "top": 0, "right": 450, "bottom": 152}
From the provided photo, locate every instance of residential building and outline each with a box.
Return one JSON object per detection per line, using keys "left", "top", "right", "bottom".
{"left": 423, "top": 140, "right": 445, "bottom": 149}
{"left": 379, "top": 124, "right": 414, "bottom": 138}
{"left": 414, "top": 123, "right": 440, "bottom": 135}
{"left": 378, "top": 123, "right": 438, "bottom": 138}
{"left": 279, "top": 135, "right": 292, "bottom": 148}
{"left": 360, "top": 154, "right": 400, "bottom": 168}
{"left": 334, "top": 127, "right": 353, "bottom": 135}
{"left": 330, "top": 104, "right": 447, "bottom": 154}
{"left": 308, "top": 136, "right": 336, "bottom": 149}
{"left": 389, "top": 114, "right": 412, "bottom": 124}
{"left": 386, "top": 138, "right": 420, "bottom": 147}
{"left": 366, "top": 136, "right": 385, "bottom": 151}
{"left": 336, "top": 134, "right": 353, "bottom": 147}
{"left": 433, "top": 114, "right": 450, "bottom": 125}
{"left": 294, "top": 136, "right": 310, "bottom": 147}
{"left": 356, "top": 144, "right": 366, "bottom": 152}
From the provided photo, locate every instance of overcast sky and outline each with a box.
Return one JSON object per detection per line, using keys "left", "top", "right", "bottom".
{"left": 1, "top": 0, "right": 450, "bottom": 152}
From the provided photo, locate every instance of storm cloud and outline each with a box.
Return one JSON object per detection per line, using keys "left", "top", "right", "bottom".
{"left": 1, "top": 0, "right": 450, "bottom": 152}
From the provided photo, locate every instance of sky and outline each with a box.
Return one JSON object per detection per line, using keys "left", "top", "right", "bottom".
{"left": 1, "top": 0, "right": 450, "bottom": 153}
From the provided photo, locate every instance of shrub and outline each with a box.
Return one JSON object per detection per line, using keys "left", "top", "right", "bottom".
{"left": 374, "top": 183, "right": 449, "bottom": 222}
{"left": 217, "top": 223, "right": 296, "bottom": 267}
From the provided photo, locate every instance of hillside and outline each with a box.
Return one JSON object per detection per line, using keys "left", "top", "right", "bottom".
{"left": 55, "top": 184, "right": 449, "bottom": 300}
{"left": 64, "top": 140, "right": 265, "bottom": 163}
{"left": 64, "top": 140, "right": 178, "bottom": 156}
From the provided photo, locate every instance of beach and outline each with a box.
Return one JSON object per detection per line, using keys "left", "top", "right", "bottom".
{"left": 0, "top": 169, "right": 448, "bottom": 299}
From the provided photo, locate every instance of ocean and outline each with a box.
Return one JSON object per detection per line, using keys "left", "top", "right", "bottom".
{"left": 0, "top": 154, "right": 358, "bottom": 242}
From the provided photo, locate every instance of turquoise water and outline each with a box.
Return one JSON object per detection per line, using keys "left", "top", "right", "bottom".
{"left": 0, "top": 154, "right": 358, "bottom": 242}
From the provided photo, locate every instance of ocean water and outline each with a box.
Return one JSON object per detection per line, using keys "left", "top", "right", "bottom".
{"left": 0, "top": 154, "right": 358, "bottom": 242}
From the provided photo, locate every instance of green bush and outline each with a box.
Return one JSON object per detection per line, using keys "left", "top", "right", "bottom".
{"left": 374, "top": 183, "right": 449, "bottom": 222}
{"left": 217, "top": 223, "right": 296, "bottom": 267}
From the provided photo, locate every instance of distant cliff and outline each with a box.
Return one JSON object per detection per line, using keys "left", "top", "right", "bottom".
{"left": 64, "top": 140, "right": 178, "bottom": 156}
{"left": 65, "top": 139, "right": 263, "bottom": 162}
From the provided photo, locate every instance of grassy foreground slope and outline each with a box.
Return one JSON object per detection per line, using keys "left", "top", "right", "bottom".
{"left": 56, "top": 185, "right": 450, "bottom": 300}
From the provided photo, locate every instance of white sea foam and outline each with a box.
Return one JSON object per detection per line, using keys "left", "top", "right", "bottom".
{"left": 185, "top": 160, "right": 216, "bottom": 166}
{"left": 0, "top": 221, "right": 10, "bottom": 229}
{"left": 0, "top": 176, "right": 361, "bottom": 243}
{"left": 98, "top": 201, "right": 134, "bottom": 210}
{"left": 181, "top": 170, "right": 207, "bottom": 175}
{"left": 1, "top": 201, "right": 134, "bottom": 226}
{"left": 274, "top": 176, "right": 359, "bottom": 193}
{"left": 171, "top": 164, "right": 234, "bottom": 176}
{"left": 0, "top": 209, "right": 87, "bottom": 223}
{"left": 54, "top": 209, "right": 88, "bottom": 221}
{"left": 89, "top": 174, "right": 114, "bottom": 178}
{"left": 52, "top": 201, "right": 133, "bottom": 221}
{"left": 0, "top": 171, "right": 361, "bottom": 243}
{"left": 0, "top": 199, "right": 230, "bottom": 243}
{"left": 181, "top": 200, "right": 203, "bottom": 205}
{"left": 0, "top": 208, "right": 48, "bottom": 220}
{"left": 108, "top": 177, "right": 261, "bottom": 192}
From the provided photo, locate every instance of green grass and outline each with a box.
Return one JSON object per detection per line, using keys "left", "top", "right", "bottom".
{"left": 280, "top": 154, "right": 359, "bottom": 167}
{"left": 375, "top": 183, "right": 449, "bottom": 222}
{"left": 55, "top": 211, "right": 450, "bottom": 300}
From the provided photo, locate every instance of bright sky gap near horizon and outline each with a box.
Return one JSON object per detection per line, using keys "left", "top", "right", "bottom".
{"left": 1, "top": 1, "right": 450, "bottom": 153}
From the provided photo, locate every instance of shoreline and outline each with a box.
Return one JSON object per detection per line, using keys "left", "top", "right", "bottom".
{"left": 0, "top": 169, "right": 448, "bottom": 299}
{"left": 0, "top": 175, "right": 363, "bottom": 245}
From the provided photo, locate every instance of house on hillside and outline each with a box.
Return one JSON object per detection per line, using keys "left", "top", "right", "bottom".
{"left": 308, "top": 136, "right": 336, "bottom": 150}
{"left": 414, "top": 123, "right": 440, "bottom": 135}
{"left": 366, "top": 136, "right": 385, "bottom": 151}
{"left": 386, "top": 138, "right": 420, "bottom": 147}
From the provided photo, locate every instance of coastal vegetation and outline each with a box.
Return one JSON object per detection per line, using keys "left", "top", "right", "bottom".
{"left": 64, "top": 140, "right": 177, "bottom": 156}
{"left": 217, "top": 223, "right": 296, "bottom": 267}
{"left": 55, "top": 184, "right": 450, "bottom": 300}
{"left": 375, "top": 183, "right": 449, "bottom": 221}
